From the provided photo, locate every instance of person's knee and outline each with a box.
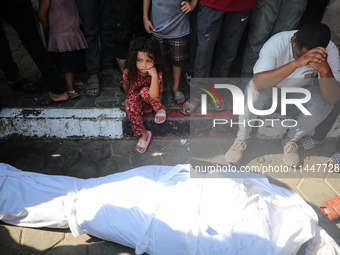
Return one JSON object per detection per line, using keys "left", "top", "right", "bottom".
{"left": 305, "top": 94, "right": 333, "bottom": 116}
{"left": 140, "top": 87, "right": 150, "bottom": 100}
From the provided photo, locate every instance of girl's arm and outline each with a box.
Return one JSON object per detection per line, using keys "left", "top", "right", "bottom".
{"left": 37, "top": 0, "right": 51, "bottom": 31}
{"left": 148, "top": 67, "right": 160, "bottom": 99}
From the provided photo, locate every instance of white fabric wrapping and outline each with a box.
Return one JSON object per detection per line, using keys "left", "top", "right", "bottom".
{"left": 0, "top": 163, "right": 339, "bottom": 255}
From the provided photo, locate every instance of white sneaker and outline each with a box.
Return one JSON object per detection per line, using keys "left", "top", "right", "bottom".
{"left": 282, "top": 139, "right": 300, "bottom": 166}
{"left": 225, "top": 138, "right": 247, "bottom": 165}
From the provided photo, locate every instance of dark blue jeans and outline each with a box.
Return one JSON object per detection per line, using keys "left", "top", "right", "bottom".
{"left": 0, "top": 19, "right": 18, "bottom": 82}
{"left": 192, "top": 5, "right": 251, "bottom": 99}
{"left": 194, "top": 5, "right": 251, "bottom": 79}
{"left": 0, "top": 0, "right": 64, "bottom": 94}
{"left": 76, "top": 0, "right": 115, "bottom": 75}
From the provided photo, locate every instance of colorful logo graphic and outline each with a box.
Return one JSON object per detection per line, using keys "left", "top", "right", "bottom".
{"left": 197, "top": 82, "right": 223, "bottom": 108}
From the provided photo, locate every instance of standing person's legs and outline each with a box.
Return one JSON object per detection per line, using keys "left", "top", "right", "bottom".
{"left": 76, "top": 0, "right": 100, "bottom": 76}
{"left": 167, "top": 36, "right": 189, "bottom": 104}
{"left": 99, "top": 0, "right": 115, "bottom": 73}
{"left": 76, "top": 0, "right": 105, "bottom": 96}
{"left": 321, "top": 0, "right": 340, "bottom": 49}
{"left": 0, "top": 19, "right": 19, "bottom": 82}
{"left": 2, "top": 0, "right": 65, "bottom": 97}
{"left": 184, "top": 6, "right": 198, "bottom": 79}
{"left": 110, "top": 0, "right": 139, "bottom": 82}
{"left": 241, "top": 0, "right": 281, "bottom": 78}
{"left": 182, "top": 6, "right": 224, "bottom": 114}
{"left": 212, "top": 10, "right": 251, "bottom": 78}
{"left": 99, "top": 0, "right": 115, "bottom": 72}
{"left": 194, "top": 6, "right": 224, "bottom": 78}
{"left": 271, "top": 0, "right": 307, "bottom": 36}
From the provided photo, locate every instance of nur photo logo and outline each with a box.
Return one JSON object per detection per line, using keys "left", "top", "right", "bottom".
{"left": 198, "top": 82, "right": 223, "bottom": 115}
{"left": 196, "top": 78, "right": 312, "bottom": 129}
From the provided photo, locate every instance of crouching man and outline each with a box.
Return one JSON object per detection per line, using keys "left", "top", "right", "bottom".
{"left": 225, "top": 23, "right": 340, "bottom": 167}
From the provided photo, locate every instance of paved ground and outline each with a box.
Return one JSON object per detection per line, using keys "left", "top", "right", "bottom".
{"left": 0, "top": 137, "right": 339, "bottom": 254}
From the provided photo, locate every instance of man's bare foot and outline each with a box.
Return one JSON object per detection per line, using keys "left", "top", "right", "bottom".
{"left": 33, "top": 92, "right": 69, "bottom": 106}
{"left": 49, "top": 92, "right": 69, "bottom": 101}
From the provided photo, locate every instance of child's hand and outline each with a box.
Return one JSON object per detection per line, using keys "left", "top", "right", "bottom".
{"left": 143, "top": 19, "right": 155, "bottom": 34}
{"left": 147, "top": 66, "right": 158, "bottom": 78}
{"left": 181, "top": 1, "right": 196, "bottom": 14}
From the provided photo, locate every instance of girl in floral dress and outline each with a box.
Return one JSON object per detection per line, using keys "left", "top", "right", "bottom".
{"left": 122, "top": 37, "right": 166, "bottom": 153}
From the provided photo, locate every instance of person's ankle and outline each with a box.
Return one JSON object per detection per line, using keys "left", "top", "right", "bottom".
{"left": 282, "top": 134, "right": 290, "bottom": 141}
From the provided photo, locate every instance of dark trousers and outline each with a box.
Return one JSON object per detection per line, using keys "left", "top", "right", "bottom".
{"left": 0, "top": 0, "right": 64, "bottom": 94}
{"left": 194, "top": 6, "right": 251, "bottom": 79}
{"left": 111, "top": 0, "right": 140, "bottom": 60}
{"left": 312, "top": 100, "right": 340, "bottom": 152}
{"left": 75, "top": 0, "right": 115, "bottom": 75}
{"left": 185, "top": 6, "right": 198, "bottom": 74}
{"left": 0, "top": 19, "right": 18, "bottom": 82}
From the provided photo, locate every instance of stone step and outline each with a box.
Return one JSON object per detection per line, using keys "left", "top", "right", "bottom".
{"left": 1, "top": 76, "right": 339, "bottom": 139}
{"left": 2, "top": 106, "right": 339, "bottom": 139}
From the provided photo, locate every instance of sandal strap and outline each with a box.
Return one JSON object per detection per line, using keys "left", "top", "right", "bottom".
{"left": 156, "top": 109, "right": 166, "bottom": 117}
{"left": 137, "top": 138, "right": 148, "bottom": 148}
{"left": 174, "top": 91, "right": 185, "bottom": 100}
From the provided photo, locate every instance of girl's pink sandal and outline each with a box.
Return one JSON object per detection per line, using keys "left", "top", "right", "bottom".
{"left": 136, "top": 131, "right": 152, "bottom": 153}
{"left": 155, "top": 109, "right": 166, "bottom": 124}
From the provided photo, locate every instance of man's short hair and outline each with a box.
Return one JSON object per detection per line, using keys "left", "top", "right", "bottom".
{"left": 296, "top": 23, "right": 331, "bottom": 50}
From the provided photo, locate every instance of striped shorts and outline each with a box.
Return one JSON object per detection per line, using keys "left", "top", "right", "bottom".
{"left": 152, "top": 35, "right": 189, "bottom": 67}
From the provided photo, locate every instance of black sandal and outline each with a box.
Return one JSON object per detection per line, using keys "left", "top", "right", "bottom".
{"left": 8, "top": 77, "right": 39, "bottom": 93}
{"left": 181, "top": 97, "right": 200, "bottom": 116}
{"left": 33, "top": 93, "right": 67, "bottom": 106}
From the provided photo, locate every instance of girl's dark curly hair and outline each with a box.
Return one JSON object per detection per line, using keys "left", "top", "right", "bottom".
{"left": 125, "top": 37, "right": 163, "bottom": 84}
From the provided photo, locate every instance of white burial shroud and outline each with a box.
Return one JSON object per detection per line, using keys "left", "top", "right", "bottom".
{"left": 0, "top": 163, "right": 339, "bottom": 255}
